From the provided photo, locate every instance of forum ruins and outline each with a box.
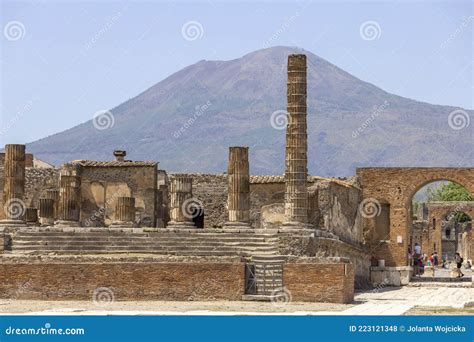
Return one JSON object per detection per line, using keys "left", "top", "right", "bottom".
{"left": 0, "top": 54, "right": 472, "bottom": 303}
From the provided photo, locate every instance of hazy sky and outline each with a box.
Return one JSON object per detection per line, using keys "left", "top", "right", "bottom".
{"left": 1, "top": 0, "right": 472, "bottom": 145}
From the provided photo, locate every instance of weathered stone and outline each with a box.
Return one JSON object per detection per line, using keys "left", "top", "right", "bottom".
{"left": 25, "top": 207, "right": 38, "bottom": 225}
{"left": 110, "top": 197, "right": 136, "bottom": 228}
{"left": 283, "top": 55, "right": 309, "bottom": 227}
{"left": 57, "top": 164, "right": 82, "bottom": 227}
{"left": 0, "top": 144, "right": 26, "bottom": 226}
{"left": 225, "top": 147, "right": 251, "bottom": 229}
{"left": 167, "top": 176, "right": 196, "bottom": 228}
{"left": 45, "top": 189, "right": 60, "bottom": 220}
{"left": 39, "top": 198, "right": 54, "bottom": 226}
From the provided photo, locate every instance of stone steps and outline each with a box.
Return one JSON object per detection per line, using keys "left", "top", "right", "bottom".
{"left": 9, "top": 231, "right": 280, "bottom": 256}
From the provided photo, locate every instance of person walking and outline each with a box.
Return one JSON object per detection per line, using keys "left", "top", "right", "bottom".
{"left": 455, "top": 252, "right": 464, "bottom": 278}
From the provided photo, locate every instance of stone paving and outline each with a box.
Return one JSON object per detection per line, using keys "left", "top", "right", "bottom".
{"left": 343, "top": 286, "right": 474, "bottom": 315}
{"left": 1, "top": 285, "right": 472, "bottom": 316}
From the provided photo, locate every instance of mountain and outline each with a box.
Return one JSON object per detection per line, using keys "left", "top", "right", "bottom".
{"left": 26, "top": 46, "right": 473, "bottom": 176}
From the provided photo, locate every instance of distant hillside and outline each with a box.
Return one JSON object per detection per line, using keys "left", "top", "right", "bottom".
{"left": 27, "top": 46, "right": 473, "bottom": 176}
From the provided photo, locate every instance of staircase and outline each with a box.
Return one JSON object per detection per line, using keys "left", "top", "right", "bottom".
{"left": 8, "top": 230, "right": 280, "bottom": 257}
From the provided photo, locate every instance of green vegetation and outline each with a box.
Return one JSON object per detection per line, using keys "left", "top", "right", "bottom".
{"left": 412, "top": 182, "right": 473, "bottom": 221}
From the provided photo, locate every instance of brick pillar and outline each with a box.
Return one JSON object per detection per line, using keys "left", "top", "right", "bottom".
{"left": 45, "top": 189, "right": 60, "bottom": 220}
{"left": 57, "top": 164, "right": 82, "bottom": 227}
{"left": 224, "top": 147, "right": 251, "bottom": 229}
{"left": 167, "top": 176, "right": 196, "bottom": 228}
{"left": 39, "top": 198, "right": 55, "bottom": 226}
{"left": 25, "top": 207, "right": 38, "bottom": 226}
{"left": 110, "top": 197, "right": 136, "bottom": 227}
{"left": 0, "top": 144, "right": 26, "bottom": 226}
{"left": 283, "top": 54, "right": 309, "bottom": 228}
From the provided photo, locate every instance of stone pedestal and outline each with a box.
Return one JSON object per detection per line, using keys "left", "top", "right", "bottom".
{"left": 0, "top": 144, "right": 26, "bottom": 227}
{"left": 370, "top": 266, "right": 412, "bottom": 286}
{"left": 110, "top": 197, "right": 136, "bottom": 228}
{"left": 167, "top": 176, "right": 196, "bottom": 229}
{"left": 25, "top": 207, "right": 39, "bottom": 226}
{"left": 283, "top": 55, "right": 310, "bottom": 229}
{"left": 57, "top": 164, "right": 82, "bottom": 227}
{"left": 39, "top": 198, "right": 55, "bottom": 226}
{"left": 45, "top": 189, "right": 60, "bottom": 220}
{"left": 224, "top": 147, "right": 251, "bottom": 229}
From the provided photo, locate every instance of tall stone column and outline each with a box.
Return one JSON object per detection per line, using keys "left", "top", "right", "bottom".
{"left": 39, "top": 198, "right": 55, "bottom": 226}
{"left": 0, "top": 144, "right": 26, "bottom": 226}
{"left": 167, "top": 176, "right": 196, "bottom": 228}
{"left": 110, "top": 197, "right": 136, "bottom": 227}
{"left": 45, "top": 189, "right": 60, "bottom": 220}
{"left": 224, "top": 147, "right": 251, "bottom": 229}
{"left": 57, "top": 164, "right": 82, "bottom": 227}
{"left": 283, "top": 54, "right": 309, "bottom": 228}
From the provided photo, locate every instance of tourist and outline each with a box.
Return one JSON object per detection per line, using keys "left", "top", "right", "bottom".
{"left": 413, "top": 243, "right": 422, "bottom": 276}
{"left": 455, "top": 252, "right": 464, "bottom": 278}
{"left": 433, "top": 251, "right": 439, "bottom": 266}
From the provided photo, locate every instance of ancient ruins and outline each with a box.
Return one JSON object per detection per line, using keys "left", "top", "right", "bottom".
{"left": 0, "top": 54, "right": 472, "bottom": 303}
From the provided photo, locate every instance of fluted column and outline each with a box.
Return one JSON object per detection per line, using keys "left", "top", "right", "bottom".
{"left": 57, "top": 164, "right": 82, "bottom": 227}
{"left": 283, "top": 54, "right": 309, "bottom": 228}
{"left": 25, "top": 207, "right": 38, "bottom": 226}
{"left": 39, "top": 198, "right": 54, "bottom": 226}
{"left": 0, "top": 144, "right": 26, "bottom": 226}
{"left": 167, "top": 176, "right": 196, "bottom": 228}
{"left": 110, "top": 197, "right": 136, "bottom": 227}
{"left": 224, "top": 147, "right": 251, "bottom": 229}
{"left": 45, "top": 189, "right": 60, "bottom": 220}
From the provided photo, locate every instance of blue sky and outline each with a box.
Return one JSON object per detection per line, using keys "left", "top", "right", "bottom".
{"left": 1, "top": 0, "right": 472, "bottom": 145}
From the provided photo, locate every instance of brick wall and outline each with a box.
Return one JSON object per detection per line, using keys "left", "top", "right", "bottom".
{"left": 283, "top": 262, "right": 354, "bottom": 303}
{"left": 0, "top": 261, "right": 244, "bottom": 301}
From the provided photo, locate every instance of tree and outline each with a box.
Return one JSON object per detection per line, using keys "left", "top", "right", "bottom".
{"left": 429, "top": 182, "right": 473, "bottom": 222}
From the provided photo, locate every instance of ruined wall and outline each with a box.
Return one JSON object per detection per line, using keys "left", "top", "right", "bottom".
{"left": 311, "top": 181, "right": 363, "bottom": 245}
{"left": 79, "top": 166, "right": 157, "bottom": 227}
{"left": 0, "top": 167, "right": 59, "bottom": 220}
{"left": 278, "top": 234, "right": 371, "bottom": 288}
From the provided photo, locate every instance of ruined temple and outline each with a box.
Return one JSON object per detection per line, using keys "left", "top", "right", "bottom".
{"left": 0, "top": 54, "right": 472, "bottom": 303}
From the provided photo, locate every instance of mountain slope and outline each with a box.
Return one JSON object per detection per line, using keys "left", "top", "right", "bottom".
{"left": 27, "top": 46, "right": 473, "bottom": 176}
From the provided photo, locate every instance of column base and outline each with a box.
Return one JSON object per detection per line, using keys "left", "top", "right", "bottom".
{"left": 55, "top": 220, "right": 81, "bottom": 227}
{"left": 166, "top": 221, "right": 196, "bottom": 229}
{"left": 109, "top": 221, "right": 136, "bottom": 228}
{"left": 0, "top": 219, "right": 27, "bottom": 227}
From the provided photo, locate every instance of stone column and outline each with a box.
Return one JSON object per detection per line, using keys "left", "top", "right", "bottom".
{"left": 110, "top": 197, "right": 136, "bottom": 227}
{"left": 57, "top": 164, "right": 82, "bottom": 227}
{"left": 25, "top": 207, "right": 38, "bottom": 226}
{"left": 167, "top": 176, "right": 196, "bottom": 228}
{"left": 224, "top": 147, "right": 251, "bottom": 229}
{"left": 39, "top": 198, "right": 55, "bottom": 226}
{"left": 0, "top": 144, "right": 26, "bottom": 226}
{"left": 45, "top": 189, "right": 60, "bottom": 220}
{"left": 283, "top": 54, "right": 309, "bottom": 228}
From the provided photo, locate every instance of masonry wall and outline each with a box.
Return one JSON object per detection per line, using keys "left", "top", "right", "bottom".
{"left": 80, "top": 166, "right": 157, "bottom": 227}
{"left": 0, "top": 261, "right": 244, "bottom": 301}
{"left": 311, "top": 181, "right": 363, "bottom": 245}
{"left": 0, "top": 167, "right": 59, "bottom": 220}
{"left": 283, "top": 262, "right": 354, "bottom": 303}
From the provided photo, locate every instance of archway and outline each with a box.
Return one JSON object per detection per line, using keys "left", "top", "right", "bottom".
{"left": 357, "top": 167, "right": 474, "bottom": 268}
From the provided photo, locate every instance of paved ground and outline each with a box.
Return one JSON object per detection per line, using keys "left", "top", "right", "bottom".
{"left": 0, "top": 285, "right": 472, "bottom": 316}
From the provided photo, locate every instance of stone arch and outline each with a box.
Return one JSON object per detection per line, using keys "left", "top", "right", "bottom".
{"left": 357, "top": 167, "right": 474, "bottom": 267}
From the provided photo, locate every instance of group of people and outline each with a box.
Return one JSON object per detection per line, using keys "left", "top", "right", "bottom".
{"left": 410, "top": 243, "right": 467, "bottom": 278}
